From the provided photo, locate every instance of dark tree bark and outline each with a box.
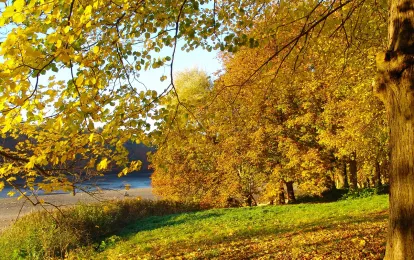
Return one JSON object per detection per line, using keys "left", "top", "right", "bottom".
{"left": 285, "top": 181, "right": 296, "bottom": 204}
{"left": 375, "top": 0, "right": 414, "bottom": 258}
{"left": 349, "top": 153, "right": 358, "bottom": 190}
{"left": 245, "top": 194, "right": 257, "bottom": 207}
{"left": 277, "top": 180, "right": 286, "bottom": 205}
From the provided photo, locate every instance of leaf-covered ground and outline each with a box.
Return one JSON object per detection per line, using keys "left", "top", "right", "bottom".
{"left": 71, "top": 195, "right": 388, "bottom": 259}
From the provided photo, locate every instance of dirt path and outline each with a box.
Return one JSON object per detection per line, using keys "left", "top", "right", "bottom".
{"left": 0, "top": 187, "right": 155, "bottom": 232}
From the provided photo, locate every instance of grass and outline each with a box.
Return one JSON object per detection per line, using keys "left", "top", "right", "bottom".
{"left": 69, "top": 195, "right": 389, "bottom": 259}
{"left": 0, "top": 198, "right": 201, "bottom": 259}
{"left": 0, "top": 194, "right": 389, "bottom": 259}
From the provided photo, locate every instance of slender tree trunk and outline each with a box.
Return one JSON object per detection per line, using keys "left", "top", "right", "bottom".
{"left": 365, "top": 178, "right": 371, "bottom": 188}
{"left": 327, "top": 174, "right": 336, "bottom": 190}
{"left": 349, "top": 153, "right": 358, "bottom": 190}
{"left": 277, "top": 180, "right": 286, "bottom": 205}
{"left": 375, "top": 160, "right": 382, "bottom": 187}
{"left": 285, "top": 181, "right": 296, "bottom": 204}
{"left": 245, "top": 195, "right": 253, "bottom": 207}
{"left": 337, "top": 170, "right": 344, "bottom": 188}
{"left": 340, "top": 161, "right": 349, "bottom": 189}
{"left": 376, "top": 0, "right": 414, "bottom": 258}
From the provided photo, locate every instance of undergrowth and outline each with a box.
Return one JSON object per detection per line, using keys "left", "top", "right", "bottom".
{"left": 341, "top": 185, "right": 389, "bottom": 200}
{"left": 0, "top": 198, "right": 200, "bottom": 259}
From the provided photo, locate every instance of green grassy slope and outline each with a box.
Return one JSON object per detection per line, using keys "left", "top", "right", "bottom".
{"left": 73, "top": 195, "right": 389, "bottom": 259}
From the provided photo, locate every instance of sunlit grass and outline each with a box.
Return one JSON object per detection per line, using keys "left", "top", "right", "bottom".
{"left": 0, "top": 198, "right": 200, "bottom": 259}
{"left": 73, "top": 195, "right": 388, "bottom": 259}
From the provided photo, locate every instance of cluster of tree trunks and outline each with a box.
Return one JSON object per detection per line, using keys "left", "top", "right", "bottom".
{"left": 335, "top": 156, "right": 387, "bottom": 190}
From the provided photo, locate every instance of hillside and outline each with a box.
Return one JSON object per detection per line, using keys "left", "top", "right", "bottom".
{"left": 71, "top": 195, "right": 388, "bottom": 259}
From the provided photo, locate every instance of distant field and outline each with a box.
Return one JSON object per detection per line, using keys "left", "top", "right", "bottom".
{"left": 71, "top": 195, "right": 388, "bottom": 259}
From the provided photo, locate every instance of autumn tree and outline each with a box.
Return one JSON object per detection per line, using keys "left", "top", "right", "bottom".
{"left": 213, "top": 47, "right": 333, "bottom": 204}
{"left": 149, "top": 69, "right": 228, "bottom": 206}
{"left": 211, "top": 95, "right": 269, "bottom": 206}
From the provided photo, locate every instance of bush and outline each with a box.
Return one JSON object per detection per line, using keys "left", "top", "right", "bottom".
{"left": 0, "top": 198, "right": 201, "bottom": 259}
{"left": 296, "top": 188, "right": 348, "bottom": 203}
{"left": 296, "top": 185, "right": 390, "bottom": 203}
{"left": 341, "top": 185, "right": 390, "bottom": 200}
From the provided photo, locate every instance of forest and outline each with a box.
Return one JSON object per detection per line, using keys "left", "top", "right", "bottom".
{"left": 0, "top": 0, "right": 413, "bottom": 259}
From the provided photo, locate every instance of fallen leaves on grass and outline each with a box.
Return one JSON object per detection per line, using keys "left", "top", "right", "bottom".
{"left": 110, "top": 211, "right": 387, "bottom": 260}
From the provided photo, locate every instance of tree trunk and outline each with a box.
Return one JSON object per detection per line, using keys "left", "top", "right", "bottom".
{"left": 339, "top": 161, "right": 349, "bottom": 189}
{"left": 245, "top": 194, "right": 253, "bottom": 207}
{"left": 349, "top": 153, "right": 358, "bottom": 190}
{"left": 376, "top": 0, "right": 414, "bottom": 258}
{"left": 285, "top": 181, "right": 296, "bottom": 204}
{"left": 365, "top": 177, "right": 371, "bottom": 188}
{"left": 375, "top": 160, "right": 382, "bottom": 187}
{"left": 277, "top": 180, "right": 286, "bottom": 205}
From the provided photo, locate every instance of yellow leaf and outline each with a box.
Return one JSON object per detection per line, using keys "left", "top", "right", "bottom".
{"left": 93, "top": 46, "right": 99, "bottom": 54}
{"left": 12, "top": 13, "right": 25, "bottom": 23}
{"left": 17, "top": 192, "right": 26, "bottom": 200}
{"left": 84, "top": 5, "right": 93, "bottom": 16}
{"left": 97, "top": 158, "right": 108, "bottom": 170}
{"left": 25, "top": 157, "right": 36, "bottom": 169}
{"left": 64, "top": 26, "right": 70, "bottom": 33}
{"left": 2, "top": 6, "right": 15, "bottom": 18}
{"left": 75, "top": 74, "right": 84, "bottom": 86}
{"left": 13, "top": 0, "right": 25, "bottom": 12}
{"left": 6, "top": 177, "right": 16, "bottom": 182}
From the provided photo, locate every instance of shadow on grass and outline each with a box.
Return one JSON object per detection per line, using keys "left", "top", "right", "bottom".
{"left": 297, "top": 186, "right": 390, "bottom": 204}
{"left": 296, "top": 188, "right": 348, "bottom": 203}
{"left": 91, "top": 208, "right": 387, "bottom": 259}
{"left": 118, "top": 211, "right": 224, "bottom": 237}
{"left": 113, "top": 206, "right": 388, "bottom": 253}
{"left": 226, "top": 211, "right": 388, "bottom": 243}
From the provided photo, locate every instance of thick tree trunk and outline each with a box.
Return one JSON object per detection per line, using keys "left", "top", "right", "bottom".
{"left": 277, "top": 180, "right": 286, "bottom": 205}
{"left": 376, "top": 0, "right": 414, "bottom": 258}
{"left": 349, "top": 153, "right": 358, "bottom": 190}
{"left": 285, "top": 181, "right": 296, "bottom": 204}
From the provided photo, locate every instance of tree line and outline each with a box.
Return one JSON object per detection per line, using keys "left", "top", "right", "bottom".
{"left": 149, "top": 0, "right": 389, "bottom": 207}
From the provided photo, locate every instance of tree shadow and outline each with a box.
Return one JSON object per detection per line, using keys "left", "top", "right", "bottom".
{"left": 118, "top": 211, "right": 224, "bottom": 238}
{"left": 113, "top": 205, "right": 387, "bottom": 252}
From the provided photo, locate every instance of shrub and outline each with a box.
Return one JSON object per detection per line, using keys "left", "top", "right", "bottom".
{"left": 341, "top": 185, "right": 390, "bottom": 200}
{"left": 296, "top": 188, "right": 348, "bottom": 203}
{"left": 0, "top": 198, "right": 201, "bottom": 259}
